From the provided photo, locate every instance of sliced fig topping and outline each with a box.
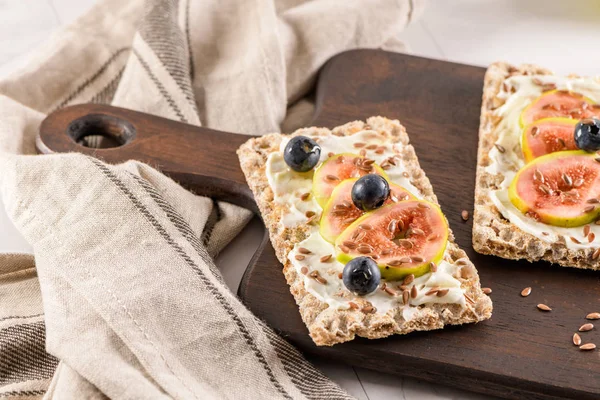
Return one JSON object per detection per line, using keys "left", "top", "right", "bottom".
{"left": 520, "top": 90, "right": 599, "bottom": 127}
{"left": 509, "top": 150, "right": 600, "bottom": 227}
{"left": 521, "top": 118, "right": 578, "bottom": 162}
{"left": 335, "top": 200, "right": 449, "bottom": 281}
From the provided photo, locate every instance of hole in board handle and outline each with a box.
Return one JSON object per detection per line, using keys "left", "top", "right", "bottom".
{"left": 67, "top": 114, "right": 136, "bottom": 149}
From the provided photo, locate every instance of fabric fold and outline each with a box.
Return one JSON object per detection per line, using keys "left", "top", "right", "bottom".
{"left": 0, "top": 0, "right": 425, "bottom": 398}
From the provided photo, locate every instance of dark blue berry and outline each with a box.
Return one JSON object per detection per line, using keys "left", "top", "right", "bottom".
{"left": 342, "top": 257, "right": 381, "bottom": 296}
{"left": 574, "top": 118, "right": 600, "bottom": 152}
{"left": 283, "top": 136, "right": 321, "bottom": 172}
{"left": 351, "top": 174, "right": 390, "bottom": 211}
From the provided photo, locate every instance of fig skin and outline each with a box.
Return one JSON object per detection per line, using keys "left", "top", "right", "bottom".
{"left": 509, "top": 150, "right": 600, "bottom": 227}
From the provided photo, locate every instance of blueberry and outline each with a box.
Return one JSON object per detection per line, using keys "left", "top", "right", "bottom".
{"left": 283, "top": 136, "right": 321, "bottom": 172}
{"left": 342, "top": 257, "right": 381, "bottom": 296}
{"left": 351, "top": 174, "right": 390, "bottom": 211}
{"left": 574, "top": 118, "right": 600, "bottom": 152}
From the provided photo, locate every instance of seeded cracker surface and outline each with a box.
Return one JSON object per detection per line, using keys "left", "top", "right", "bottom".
{"left": 474, "top": 63, "right": 600, "bottom": 270}
{"left": 238, "top": 117, "right": 492, "bottom": 346}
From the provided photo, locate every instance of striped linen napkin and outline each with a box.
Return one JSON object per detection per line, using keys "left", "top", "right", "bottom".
{"left": 0, "top": 0, "right": 422, "bottom": 398}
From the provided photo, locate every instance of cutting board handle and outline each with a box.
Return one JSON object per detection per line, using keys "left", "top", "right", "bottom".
{"left": 37, "top": 103, "right": 261, "bottom": 210}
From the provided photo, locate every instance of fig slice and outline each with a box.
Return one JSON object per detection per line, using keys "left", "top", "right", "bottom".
{"left": 521, "top": 118, "right": 578, "bottom": 162}
{"left": 312, "top": 153, "right": 387, "bottom": 207}
{"left": 520, "top": 90, "right": 599, "bottom": 127}
{"left": 509, "top": 150, "right": 600, "bottom": 227}
{"left": 319, "top": 178, "right": 415, "bottom": 243}
{"left": 335, "top": 200, "right": 448, "bottom": 281}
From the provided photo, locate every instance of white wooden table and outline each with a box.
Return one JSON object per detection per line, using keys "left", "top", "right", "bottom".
{"left": 2, "top": 1, "right": 599, "bottom": 398}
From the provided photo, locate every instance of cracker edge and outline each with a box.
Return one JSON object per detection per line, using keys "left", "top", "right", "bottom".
{"left": 238, "top": 116, "right": 492, "bottom": 346}
{"left": 472, "top": 62, "right": 600, "bottom": 270}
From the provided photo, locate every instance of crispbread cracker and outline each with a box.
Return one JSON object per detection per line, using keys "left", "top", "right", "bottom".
{"left": 238, "top": 117, "right": 492, "bottom": 346}
{"left": 473, "top": 62, "right": 600, "bottom": 270}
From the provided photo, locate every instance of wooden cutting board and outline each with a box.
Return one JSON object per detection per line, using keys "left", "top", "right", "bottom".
{"left": 37, "top": 50, "right": 600, "bottom": 400}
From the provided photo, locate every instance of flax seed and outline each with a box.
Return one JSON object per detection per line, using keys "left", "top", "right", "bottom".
{"left": 402, "top": 290, "right": 410, "bottom": 305}
{"left": 353, "top": 142, "right": 365, "bottom": 148}
{"left": 482, "top": 287, "right": 492, "bottom": 295}
{"left": 589, "top": 233, "right": 595, "bottom": 243}
{"left": 593, "top": 248, "right": 600, "bottom": 260}
{"left": 326, "top": 174, "right": 339, "bottom": 181}
{"left": 388, "top": 219, "right": 397, "bottom": 234}
{"left": 357, "top": 245, "right": 372, "bottom": 254}
{"left": 411, "top": 256, "right": 425, "bottom": 263}
{"left": 411, "top": 285, "right": 418, "bottom": 299}
{"left": 584, "top": 225, "right": 591, "bottom": 236}
{"left": 495, "top": 143, "right": 506, "bottom": 153}
{"left": 305, "top": 210, "right": 316, "bottom": 218}
{"left": 337, "top": 272, "right": 343, "bottom": 279}
{"left": 384, "top": 286, "right": 397, "bottom": 296}
{"left": 342, "top": 240, "right": 357, "bottom": 249}
{"left": 338, "top": 245, "right": 350, "bottom": 253}
{"left": 573, "top": 333, "right": 582, "bottom": 346}
{"left": 571, "top": 236, "right": 582, "bottom": 244}
{"left": 537, "top": 304, "right": 552, "bottom": 311}
{"left": 437, "top": 288, "right": 449, "bottom": 297}
{"left": 579, "top": 323, "right": 594, "bottom": 332}
{"left": 348, "top": 301, "right": 359, "bottom": 310}
{"left": 300, "top": 266, "right": 309, "bottom": 275}
{"left": 586, "top": 313, "right": 600, "bottom": 320}
{"left": 429, "top": 262, "right": 438, "bottom": 273}
{"left": 425, "top": 287, "right": 439, "bottom": 296}
{"left": 320, "top": 254, "right": 332, "bottom": 263}
{"left": 403, "top": 274, "right": 415, "bottom": 285}
{"left": 361, "top": 305, "right": 375, "bottom": 314}
{"left": 295, "top": 254, "right": 306, "bottom": 261}
{"left": 298, "top": 247, "right": 311, "bottom": 254}
{"left": 300, "top": 192, "right": 311, "bottom": 201}
{"left": 366, "top": 144, "right": 378, "bottom": 150}
{"left": 521, "top": 287, "right": 532, "bottom": 297}
{"left": 359, "top": 149, "right": 367, "bottom": 157}
{"left": 579, "top": 343, "right": 596, "bottom": 351}
{"left": 461, "top": 210, "right": 469, "bottom": 221}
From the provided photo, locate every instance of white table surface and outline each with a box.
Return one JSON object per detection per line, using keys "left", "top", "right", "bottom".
{"left": 2, "top": 1, "right": 600, "bottom": 398}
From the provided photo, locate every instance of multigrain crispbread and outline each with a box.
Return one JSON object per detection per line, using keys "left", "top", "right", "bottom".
{"left": 473, "top": 62, "right": 600, "bottom": 270}
{"left": 238, "top": 117, "right": 492, "bottom": 346}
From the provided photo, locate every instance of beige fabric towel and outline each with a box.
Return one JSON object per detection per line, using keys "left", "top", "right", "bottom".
{"left": 0, "top": 0, "right": 423, "bottom": 398}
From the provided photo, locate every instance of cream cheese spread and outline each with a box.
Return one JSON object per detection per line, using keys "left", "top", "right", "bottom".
{"left": 485, "top": 75, "right": 600, "bottom": 250}
{"left": 265, "top": 129, "right": 466, "bottom": 317}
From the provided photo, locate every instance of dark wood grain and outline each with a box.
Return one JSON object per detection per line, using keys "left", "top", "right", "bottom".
{"left": 37, "top": 50, "right": 600, "bottom": 400}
